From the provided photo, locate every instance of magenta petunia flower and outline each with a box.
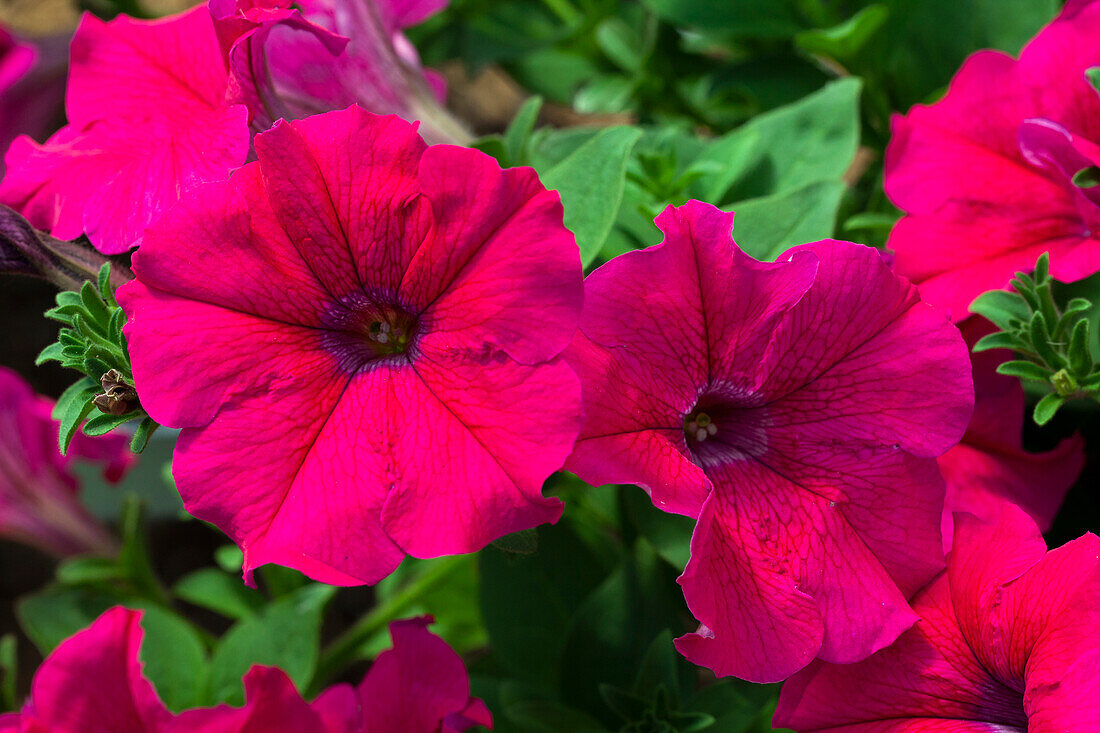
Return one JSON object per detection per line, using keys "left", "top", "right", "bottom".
{"left": 118, "top": 105, "right": 581, "bottom": 586}
{"left": 775, "top": 498, "right": 1100, "bottom": 732}
{"left": 0, "top": 7, "right": 250, "bottom": 255}
{"left": 565, "top": 200, "right": 973, "bottom": 682}
{"left": 885, "top": 0, "right": 1100, "bottom": 320}
{"left": 5, "top": 608, "right": 490, "bottom": 732}
{"left": 0, "top": 25, "right": 66, "bottom": 175}
{"left": 938, "top": 318, "right": 1084, "bottom": 547}
{"left": 209, "top": 0, "right": 468, "bottom": 144}
{"left": 0, "top": 366, "right": 130, "bottom": 557}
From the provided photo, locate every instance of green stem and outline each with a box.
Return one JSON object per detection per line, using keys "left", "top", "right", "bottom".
{"left": 307, "top": 554, "right": 466, "bottom": 696}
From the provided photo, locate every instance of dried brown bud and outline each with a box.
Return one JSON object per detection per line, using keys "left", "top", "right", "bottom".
{"left": 93, "top": 370, "right": 139, "bottom": 416}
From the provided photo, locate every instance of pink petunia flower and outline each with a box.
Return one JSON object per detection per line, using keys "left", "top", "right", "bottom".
{"left": 884, "top": 0, "right": 1100, "bottom": 319}
{"left": 0, "top": 26, "right": 66, "bottom": 176}
{"left": 775, "top": 498, "right": 1100, "bottom": 732}
{"left": 565, "top": 200, "right": 973, "bottom": 683}
{"left": 209, "top": 0, "right": 469, "bottom": 144}
{"left": 117, "top": 105, "right": 581, "bottom": 586}
{"left": 885, "top": 0, "right": 1100, "bottom": 320}
{"left": 0, "top": 366, "right": 130, "bottom": 557}
{"left": 938, "top": 318, "right": 1084, "bottom": 548}
{"left": 5, "top": 608, "right": 490, "bottom": 732}
{"left": 0, "top": 7, "right": 250, "bottom": 255}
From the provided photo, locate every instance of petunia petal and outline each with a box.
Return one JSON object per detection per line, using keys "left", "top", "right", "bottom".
{"left": 25, "top": 608, "right": 171, "bottom": 733}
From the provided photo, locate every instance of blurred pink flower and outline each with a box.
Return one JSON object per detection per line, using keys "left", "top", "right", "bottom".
{"left": 6, "top": 608, "right": 490, "bottom": 732}
{"left": 0, "top": 26, "right": 66, "bottom": 175}
{"left": 0, "top": 366, "right": 129, "bottom": 557}
{"left": 209, "top": 0, "right": 469, "bottom": 144}
{"left": 0, "top": 8, "right": 250, "bottom": 255}
{"left": 886, "top": 1, "right": 1100, "bottom": 320}
{"left": 775, "top": 498, "right": 1100, "bottom": 732}
{"left": 118, "top": 105, "right": 581, "bottom": 586}
{"left": 565, "top": 200, "right": 972, "bottom": 682}
{"left": 938, "top": 318, "right": 1084, "bottom": 548}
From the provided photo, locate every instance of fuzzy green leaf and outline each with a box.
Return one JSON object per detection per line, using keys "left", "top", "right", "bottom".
{"left": 79, "top": 281, "right": 110, "bottom": 326}
{"left": 54, "top": 377, "right": 98, "bottom": 454}
{"left": 1030, "top": 312, "right": 1066, "bottom": 368}
{"left": 1033, "top": 392, "right": 1065, "bottom": 426}
{"left": 972, "top": 331, "right": 1022, "bottom": 353}
{"left": 83, "top": 411, "right": 137, "bottom": 437}
{"left": 1068, "top": 319, "right": 1093, "bottom": 376}
{"left": 35, "top": 342, "right": 65, "bottom": 366}
{"left": 129, "top": 418, "right": 158, "bottom": 454}
{"left": 969, "top": 289, "right": 1031, "bottom": 329}
{"left": 996, "top": 360, "right": 1052, "bottom": 381}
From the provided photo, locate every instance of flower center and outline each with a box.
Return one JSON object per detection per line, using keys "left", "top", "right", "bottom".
{"left": 682, "top": 383, "right": 770, "bottom": 470}
{"left": 353, "top": 309, "right": 417, "bottom": 357}
{"left": 684, "top": 410, "right": 718, "bottom": 442}
{"left": 322, "top": 291, "right": 421, "bottom": 370}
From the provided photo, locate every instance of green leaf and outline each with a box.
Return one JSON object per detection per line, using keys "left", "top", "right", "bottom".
{"left": 0, "top": 634, "right": 16, "bottom": 712}
{"left": 174, "top": 568, "right": 265, "bottom": 620}
{"left": 541, "top": 126, "right": 643, "bottom": 267}
{"left": 574, "top": 75, "right": 637, "bottom": 114}
{"left": 97, "top": 263, "right": 112, "bottom": 302}
{"left": 689, "top": 678, "right": 779, "bottom": 733}
{"left": 505, "top": 700, "right": 609, "bottom": 733}
{"left": 1034, "top": 252, "right": 1050, "bottom": 284}
{"left": 208, "top": 584, "right": 334, "bottom": 705}
{"left": 16, "top": 586, "right": 119, "bottom": 655}
{"left": 504, "top": 95, "right": 543, "bottom": 167}
{"left": 969, "top": 289, "right": 1032, "bottom": 330}
{"left": 1030, "top": 312, "right": 1066, "bottom": 369}
{"left": 54, "top": 377, "right": 98, "bottom": 455}
{"left": 865, "top": 0, "right": 1060, "bottom": 108}
{"left": 730, "top": 180, "right": 847, "bottom": 261}
{"left": 130, "top": 417, "right": 158, "bottom": 453}
{"left": 639, "top": 0, "right": 803, "bottom": 38}
{"left": 598, "top": 684, "right": 648, "bottom": 722}
{"left": 996, "top": 360, "right": 1052, "bottom": 381}
{"left": 710, "top": 79, "right": 862, "bottom": 203}
{"left": 1088, "top": 66, "right": 1100, "bottom": 96}
{"left": 83, "top": 411, "right": 137, "bottom": 437}
{"left": 214, "top": 545, "right": 245, "bottom": 573}
{"left": 79, "top": 280, "right": 110, "bottom": 327}
{"left": 596, "top": 18, "right": 644, "bottom": 73}
{"left": 634, "top": 629, "right": 681, "bottom": 702}
{"left": 622, "top": 488, "right": 693, "bottom": 570}
{"left": 795, "top": 5, "right": 890, "bottom": 63}
{"left": 491, "top": 528, "right": 539, "bottom": 555}
{"left": 55, "top": 290, "right": 82, "bottom": 309}
{"left": 1069, "top": 319, "right": 1094, "bottom": 375}
{"left": 479, "top": 522, "right": 610, "bottom": 689}
{"left": 138, "top": 606, "right": 208, "bottom": 711}
{"left": 35, "top": 341, "right": 66, "bottom": 366}
{"left": 842, "top": 211, "right": 899, "bottom": 234}
{"left": 1033, "top": 392, "right": 1065, "bottom": 426}
{"left": 471, "top": 136, "right": 507, "bottom": 165}
{"left": 972, "top": 331, "right": 1022, "bottom": 353}
{"left": 560, "top": 541, "right": 685, "bottom": 720}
